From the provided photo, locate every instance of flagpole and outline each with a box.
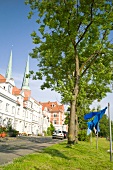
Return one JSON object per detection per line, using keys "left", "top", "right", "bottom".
{"left": 108, "top": 103, "right": 112, "bottom": 162}
{"left": 96, "top": 127, "right": 98, "bottom": 150}
{"left": 90, "top": 131, "right": 92, "bottom": 145}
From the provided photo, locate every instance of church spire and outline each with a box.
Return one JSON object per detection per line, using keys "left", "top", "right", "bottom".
{"left": 21, "top": 56, "right": 30, "bottom": 90}
{"left": 5, "top": 50, "right": 12, "bottom": 79}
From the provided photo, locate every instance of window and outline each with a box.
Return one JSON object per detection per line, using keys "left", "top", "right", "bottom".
{"left": 12, "top": 106, "right": 15, "bottom": 114}
{"left": 0, "top": 100, "right": 3, "bottom": 110}
{"left": 54, "top": 120, "right": 57, "bottom": 124}
{"left": 7, "top": 118, "right": 12, "bottom": 126}
{"left": 23, "top": 110, "right": 25, "bottom": 117}
{"left": 26, "top": 111, "right": 28, "bottom": 118}
{"left": 17, "top": 108, "right": 20, "bottom": 115}
{"left": 30, "top": 113, "right": 32, "bottom": 119}
{"left": 54, "top": 114, "right": 57, "bottom": 117}
{"left": 6, "top": 103, "right": 9, "bottom": 112}
{"left": 8, "top": 85, "right": 11, "bottom": 93}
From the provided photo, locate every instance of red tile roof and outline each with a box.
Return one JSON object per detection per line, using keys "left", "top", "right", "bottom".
{"left": 12, "top": 86, "right": 21, "bottom": 95}
{"left": 40, "top": 101, "right": 64, "bottom": 113}
{"left": 24, "top": 97, "right": 28, "bottom": 101}
{"left": 0, "top": 74, "right": 6, "bottom": 83}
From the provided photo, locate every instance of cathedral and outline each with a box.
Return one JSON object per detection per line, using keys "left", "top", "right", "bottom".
{"left": 0, "top": 51, "right": 66, "bottom": 135}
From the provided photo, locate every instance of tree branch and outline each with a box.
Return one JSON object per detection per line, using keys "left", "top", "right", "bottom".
{"left": 80, "top": 24, "right": 108, "bottom": 77}
{"left": 76, "top": 0, "right": 94, "bottom": 47}
{"left": 79, "top": 52, "right": 98, "bottom": 73}
{"left": 81, "top": 51, "right": 102, "bottom": 77}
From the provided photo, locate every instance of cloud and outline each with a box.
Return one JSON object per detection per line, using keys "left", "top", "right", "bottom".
{"left": 90, "top": 93, "right": 113, "bottom": 120}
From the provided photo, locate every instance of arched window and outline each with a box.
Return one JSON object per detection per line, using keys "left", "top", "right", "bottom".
{"left": 12, "top": 106, "right": 15, "bottom": 114}
{"left": 6, "top": 103, "right": 9, "bottom": 112}
{"left": 8, "top": 85, "right": 11, "bottom": 93}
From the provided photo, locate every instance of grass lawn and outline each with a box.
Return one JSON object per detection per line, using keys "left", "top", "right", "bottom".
{"left": 0, "top": 137, "right": 112, "bottom": 170}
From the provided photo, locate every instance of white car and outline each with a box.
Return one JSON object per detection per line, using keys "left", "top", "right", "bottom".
{"left": 52, "top": 130, "right": 64, "bottom": 139}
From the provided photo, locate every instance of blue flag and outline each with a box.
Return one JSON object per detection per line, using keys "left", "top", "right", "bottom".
{"left": 84, "top": 107, "right": 107, "bottom": 120}
{"left": 87, "top": 107, "right": 107, "bottom": 131}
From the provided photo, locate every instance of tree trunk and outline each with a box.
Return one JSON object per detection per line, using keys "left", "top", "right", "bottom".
{"left": 68, "top": 52, "right": 79, "bottom": 145}
{"left": 75, "top": 114, "right": 78, "bottom": 143}
{"left": 68, "top": 100, "right": 76, "bottom": 144}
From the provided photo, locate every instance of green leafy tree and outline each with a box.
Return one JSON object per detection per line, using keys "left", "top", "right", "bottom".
{"left": 25, "top": 0, "right": 113, "bottom": 144}
{"left": 47, "top": 123, "right": 55, "bottom": 136}
{"left": 99, "top": 114, "right": 109, "bottom": 138}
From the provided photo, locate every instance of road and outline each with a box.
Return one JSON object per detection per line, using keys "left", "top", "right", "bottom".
{"left": 0, "top": 136, "right": 64, "bottom": 166}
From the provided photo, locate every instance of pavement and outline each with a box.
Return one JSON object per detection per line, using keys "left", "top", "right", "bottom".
{"left": 0, "top": 136, "right": 64, "bottom": 166}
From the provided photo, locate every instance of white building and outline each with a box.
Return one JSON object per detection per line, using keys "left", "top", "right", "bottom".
{"left": 0, "top": 51, "right": 50, "bottom": 135}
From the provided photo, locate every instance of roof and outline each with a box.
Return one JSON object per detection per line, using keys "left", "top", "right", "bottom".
{"left": 24, "top": 97, "right": 29, "bottom": 101}
{"left": 40, "top": 101, "right": 64, "bottom": 113}
{"left": 23, "top": 89, "right": 31, "bottom": 98}
{"left": 0, "top": 74, "right": 6, "bottom": 83}
{"left": 12, "top": 86, "right": 21, "bottom": 95}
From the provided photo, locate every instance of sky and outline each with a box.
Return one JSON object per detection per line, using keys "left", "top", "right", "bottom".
{"left": 0, "top": 0, "right": 61, "bottom": 104}
{"left": 0, "top": 0, "right": 113, "bottom": 118}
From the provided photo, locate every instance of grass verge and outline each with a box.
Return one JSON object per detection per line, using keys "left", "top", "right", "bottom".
{"left": 0, "top": 137, "right": 112, "bottom": 170}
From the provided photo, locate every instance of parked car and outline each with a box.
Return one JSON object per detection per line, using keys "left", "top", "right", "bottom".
{"left": 52, "top": 130, "right": 64, "bottom": 139}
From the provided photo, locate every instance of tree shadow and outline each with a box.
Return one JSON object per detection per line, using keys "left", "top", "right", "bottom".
{"left": 43, "top": 148, "right": 68, "bottom": 159}
{"left": 34, "top": 167, "right": 40, "bottom": 170}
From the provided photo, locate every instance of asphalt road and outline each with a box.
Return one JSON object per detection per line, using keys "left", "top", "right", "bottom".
{"left": 0, "top": 136, "right": 64, "bottom": 166}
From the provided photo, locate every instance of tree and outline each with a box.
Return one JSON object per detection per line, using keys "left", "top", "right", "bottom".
{"left": 99, "top": 114, "right": 109, "bottom": 138}
{"left": 25, "top": 0, "right": 113, "bottom": 144}
{"left": 47, "top": 123, "right": 55, "bottom": 136}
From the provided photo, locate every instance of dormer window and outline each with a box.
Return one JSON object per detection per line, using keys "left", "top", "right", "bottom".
{"left": 51, "top": 104, "right": 55, "bottom": 107}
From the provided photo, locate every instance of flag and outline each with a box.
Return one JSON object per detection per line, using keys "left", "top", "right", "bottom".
{"left": 87, "top": 128, "right": 91, "bottom": 135}
{"left": 87, "top": 107, "right": 107, "bottom": 131}
{"left": 84, "top": 107, "right": 107, "bottom": 120}
{"left": 94, "top": 123, "right": 100, "bottom": 135}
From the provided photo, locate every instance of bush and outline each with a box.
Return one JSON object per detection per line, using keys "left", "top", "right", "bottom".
{"left": 7, "top": 125, "right": 19, "bottom": 137}
{"left": 47, "top": 123, "right": 55, "bottom": 136}
{"left": 0, "top": 126, "right": 7, "bottom": 133}
{"left": 78, "top": 130, "right": 90, "bottom": 141}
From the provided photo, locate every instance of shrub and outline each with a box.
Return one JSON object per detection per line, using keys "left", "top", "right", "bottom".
{"left": 7, "top": 125, "right": 19, "bottom": 137}
{"left": 0, "top": 126, "right": 7, "bottom": 133}
{"left": 47, "top": 123, "right": 55, "bottom": 136}
{"left": 78, "top": 130, "right": 90, "bottom": 141}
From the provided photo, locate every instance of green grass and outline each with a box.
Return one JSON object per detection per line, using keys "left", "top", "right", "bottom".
{"left": 0, "top": 138, "right": 113, "bottom": 170}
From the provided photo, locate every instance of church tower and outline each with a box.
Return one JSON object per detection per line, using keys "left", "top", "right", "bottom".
{"left": 5, "top": 50, "right": 15, "bottom": 87}
{"left": 5, "top": 50, "right": 12, "bottom": 80}
{"left": 21, "top": 56, "right": 31, "bottom": 97}
{"left": 21, "top": 56, "right": 30, "bottom": 90}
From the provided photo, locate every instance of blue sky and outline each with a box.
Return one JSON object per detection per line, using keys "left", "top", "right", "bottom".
{"left": 0, "top": 0, "right": 113, "bottom": 118}
{"left": 0, "top": 0, "right": 61, "bottom": 104}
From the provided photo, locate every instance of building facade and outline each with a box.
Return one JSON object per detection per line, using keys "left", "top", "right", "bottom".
{"left": 0, "top": 51, "right": 67, "bottom": 135}
{"left": 0, "top": 51, "right": 50, "bottom": 135}
{"left": 41, "top": 101, "right": 67, "bottom": 131}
